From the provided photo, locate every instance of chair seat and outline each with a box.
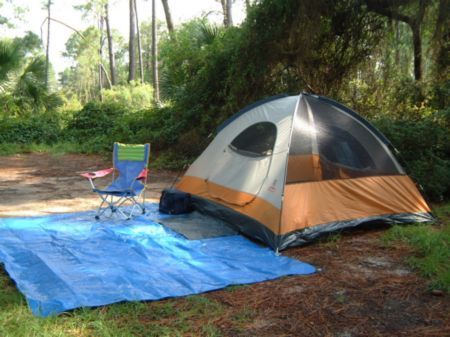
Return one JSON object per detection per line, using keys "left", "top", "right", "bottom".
{"left": 93, "top": 183, "right": 144, "bottom": 197}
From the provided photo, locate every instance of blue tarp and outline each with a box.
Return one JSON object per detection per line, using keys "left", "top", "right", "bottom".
{"left": 0, "top": 204, "right": 315, "bottom": 317}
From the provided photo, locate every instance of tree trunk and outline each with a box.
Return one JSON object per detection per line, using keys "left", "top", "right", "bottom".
{"left": 98, "top": 16, "right": 104, "bottom": 100}
{"left": 104, "top": 2, "right": 116, "bottom": 85}
{"left": 411, "top": 22, "right": 422, "bottom": 81}
{"left": 432, "top": 0, "right": 449, "bottom": 81}
{"left": 219, "top": 0, "right": 232, "bottom": 27}
{"left": 134, "top": 0, "right": 144, "bottom": 83}
{"left": 366, "top": 0, "right": 427, "bottom": 81}
{"left": 413, "top": 0, "right": 426, "bottom": 81}
{"left": 128, "top": 0, "right": 136, "bottom": 82}
{"left": 394, "top": 20, "right": 400, "bottom": 66}
{"left": 152, "top": 0, "right": 160, "bottom": 102}
{"left": 220, "top": 0, "right": 226, "bottom": 26}
{"left": 144, "top": 35, "right": 151, "bottom": 83}
{"left": 226, "top": 0, "right": 233, "bottom": 26}
{"left": 45, "top": 0, "right": 51, "bottom": 88}
{"left": 161, "top": 0, "right": 175, "bottom": 37}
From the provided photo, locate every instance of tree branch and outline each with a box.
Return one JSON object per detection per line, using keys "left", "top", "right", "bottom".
{"left": 41, "top": 16, "right": 113, "bottom": 86}
{"left": 365, "top": 0, "right": 413, "bottom": 26}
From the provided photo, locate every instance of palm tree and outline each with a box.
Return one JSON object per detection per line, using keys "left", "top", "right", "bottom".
{"left": 0, "top": 39, "right": 61, "bottom": 115}
{"left": 0, "top": 40, "right": 22, "bottom": 91}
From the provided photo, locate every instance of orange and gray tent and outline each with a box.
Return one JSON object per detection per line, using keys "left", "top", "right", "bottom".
{"left": 176, "top": 93, "right": 434, "bottom": 251}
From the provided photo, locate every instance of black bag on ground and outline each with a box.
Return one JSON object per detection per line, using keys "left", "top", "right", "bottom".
{"left": 159, "top": 189, "right": 193, "bottom": 214}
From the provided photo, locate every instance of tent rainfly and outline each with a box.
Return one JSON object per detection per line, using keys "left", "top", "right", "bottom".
{"left": 176, "top": 93, "right": 434, "bottom": 251}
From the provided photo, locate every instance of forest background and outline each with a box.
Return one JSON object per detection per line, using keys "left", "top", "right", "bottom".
{"left": 0, "top": 0, "right": 448, "bottom": 202}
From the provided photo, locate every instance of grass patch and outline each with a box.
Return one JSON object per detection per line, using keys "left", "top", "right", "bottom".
{"left": 224, "top": 284, "right": 249, "bottom": 292}
{"left": 383, "top": 203, "right": 450, "bottom": 292}
{"left": 0, "top": 265, "right": 226, "bottom": 336}
{"left": 232, "top": 306, "right": 255, "bottom": 327}
{"left": 318, "top": 232, "right": 343, "bottom": 249}
{"left": 0, "top": 142, "right": 84, "bottom": 156}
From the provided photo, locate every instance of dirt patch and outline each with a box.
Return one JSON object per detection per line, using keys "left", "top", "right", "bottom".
{"left": 208, "top": 234, "right": 450, "bottom": 337}
{"left": 0, "top": 153, "right": 177, "bottom": 217}
{"left": 208, "top": 232, "right": 449, "bottom": 336}
{"left": 0, "top": 154, "right": 449, "bottom": 336}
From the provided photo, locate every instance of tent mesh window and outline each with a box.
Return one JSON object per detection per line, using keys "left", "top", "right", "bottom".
{"left": 229, "top": 122, "right": 277, "bottom": 157}
{"left": 287, "top": 96, "right": 402, "bottom": 183}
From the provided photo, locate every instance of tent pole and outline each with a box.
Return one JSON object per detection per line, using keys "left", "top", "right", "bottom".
{"left": 275, "top": 93, "right": 302, "bottom": 253}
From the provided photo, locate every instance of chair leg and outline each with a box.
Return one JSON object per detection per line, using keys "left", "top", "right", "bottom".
{"left": 95, "top": 195, "right": 111, "bottom": 219}
{"left": 142, "top": 188, "right": 146, "bottom": 214}
{"left": 94, "top": 193, "right": 146, "bottom": 220}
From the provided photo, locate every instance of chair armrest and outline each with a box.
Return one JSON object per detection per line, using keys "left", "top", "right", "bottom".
{"left": 137, "top": 168, "right": 149, "bottom": 181}
{"left": 80, "top": 168, "right": 114, "bottom": 180}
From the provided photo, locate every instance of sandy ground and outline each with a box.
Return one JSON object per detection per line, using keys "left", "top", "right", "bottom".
{"left": 0, "top": 154, "right": 448, "bottom": 336}
{"left": 0, "top": 153, "right": 177, "bottom": 217}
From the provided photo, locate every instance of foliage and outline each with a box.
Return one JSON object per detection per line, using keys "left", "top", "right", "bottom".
{"left": 0, "top": 142, "right": 82, "bottom": 156}
{"left": 339, "top": 76, "right": 450, "bottom": 201}
{"left": 150, "top": 150, "right": 193, "bottom": 170}
{"left": 0, "top": 115, "right": 61, "bottom": 144}
{"left": 383, "top": 203, "right": 450, "bottom": 292}
{"left": 63, "top": 100, "right": 195, "bottom": 161}
{"left": 375, "top": 112, "right": 450, "bottom": 201}
{"left": 101, "top": 82, "right": 154, "bottom": 109}
{"left": 234, "top": 0, "right": 384, "bottom": 96}
{"left": 154, "top": 1, "right": 386, "bottom": 163}
{"left": 0, "top": 33, "right": 62, "bottom": 116}
{"left": 65, "top": 101, "right": 130, "bottom": 153}
{"left": 61, "top": 27, "right": 102, "bottom": 104}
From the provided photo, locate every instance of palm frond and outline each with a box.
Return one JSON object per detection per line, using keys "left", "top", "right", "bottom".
{"left": 0, "top": 40, "right": 23, "bottom": 82}
{"left": 199, "top": 22, "right": 222, "bottom": 45}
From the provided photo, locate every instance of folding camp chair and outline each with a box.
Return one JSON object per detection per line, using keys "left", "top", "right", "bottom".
{"left": 81, "top": 143, "right": 150, "bottom": 219}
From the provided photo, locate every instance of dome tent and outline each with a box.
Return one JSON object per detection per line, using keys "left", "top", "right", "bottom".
{"left": 175, "top": 93, "right": 434, "bottom": 251}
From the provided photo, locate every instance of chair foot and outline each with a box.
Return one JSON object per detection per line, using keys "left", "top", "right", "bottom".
{"left": 142, "top": 208, "right": 146, "bottom": 214}
{"left": 95, "top": 215, "right": 100, "bottom": 220}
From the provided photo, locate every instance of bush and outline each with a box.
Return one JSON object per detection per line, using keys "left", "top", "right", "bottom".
{"left": 64, "top": 101, "right": 181, "bottom": 157}
{"left": 375, "top": 110, "right": 450, "bottom": 201}
{"left": 101, "top": 83, "right": 154, "bottom": 110}
{"left": 150, "top": 150, "right": 193, "bottom": 170}
{"left": 65, "top": 101, "right": 130, "bottom": 153}
{"left": 0, "top": 115, "right": 61, "bottom": 144}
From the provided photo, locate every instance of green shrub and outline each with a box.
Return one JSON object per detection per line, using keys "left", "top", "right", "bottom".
{"left": 375, "top": 111, "right": 450, "bottom": 201}
{"left": 150, "top": 150, "right": 194, "bottom": 170}
{"left": 66, "top": 101, "right": 123, "bottom": 141}
{"left": 0, "top": 115, "right": 61, "bottom": 144}
{"left": 65, "top": 101, "right": 131, "bottom": 153}
{"left": 101, "top": 83, "right": 154, "bottom": 109}
{"left": 0, "top": 142, "right": 83, "bottom": 156}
